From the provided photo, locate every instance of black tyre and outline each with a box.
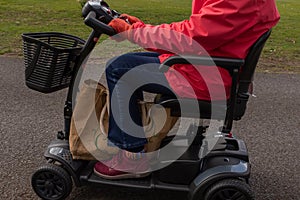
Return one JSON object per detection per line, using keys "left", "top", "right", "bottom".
{"left": 31, "top": 164, "right": 72, "bottom": 200}
{"left": 204, "top": 179, "right": 255, "bottom": 200}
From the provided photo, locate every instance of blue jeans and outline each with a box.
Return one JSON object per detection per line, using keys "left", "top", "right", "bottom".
{"left": 105, "top": 52, "right": 174, "bottom": 151}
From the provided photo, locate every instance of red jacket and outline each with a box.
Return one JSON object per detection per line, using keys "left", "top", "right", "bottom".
{"left": 127, "top": 0, "right": 280, "bottom": 100}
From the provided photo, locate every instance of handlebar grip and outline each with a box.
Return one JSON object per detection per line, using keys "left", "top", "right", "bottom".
{"left": 84, "top": 11, "right": 116, "bottom": 36}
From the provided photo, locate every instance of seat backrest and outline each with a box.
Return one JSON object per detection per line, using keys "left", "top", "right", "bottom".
{"left": 233, "top": 29, "right": 272, "bottom": 120}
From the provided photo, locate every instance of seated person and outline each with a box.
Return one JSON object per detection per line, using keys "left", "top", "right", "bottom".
{"left": 94, "top": 0, "right": 280, "bottom": 179}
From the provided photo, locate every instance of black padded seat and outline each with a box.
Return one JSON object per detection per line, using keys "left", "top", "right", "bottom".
{"left": 155, "top": 94, "right": 227, "bottom": 119}
{"left": 157, "top": 30, "right": 272, "bottom": 131}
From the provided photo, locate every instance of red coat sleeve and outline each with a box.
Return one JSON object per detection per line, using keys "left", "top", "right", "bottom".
{"left": 127, "top": 0, "right": 260, "bottom": 55}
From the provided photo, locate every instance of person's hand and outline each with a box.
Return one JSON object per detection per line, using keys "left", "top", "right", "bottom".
{"left": 119, "top": 14, "right": 143, "bottom": 25}
{"left": 108, "top": 14, "right": 143, "bottom": 41}
{"left": 108, "top": 18, "right": 132, "bottom": 33}
{"left": 108, "top": 18, "right": 133, "bottom": 42}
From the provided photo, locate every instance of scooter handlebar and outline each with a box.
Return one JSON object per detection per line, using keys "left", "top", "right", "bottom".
{"left": 84, "top": 11, "right": 116, "bottom": 36}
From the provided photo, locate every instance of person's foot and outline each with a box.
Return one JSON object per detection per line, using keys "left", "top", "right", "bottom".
{"left": 94, "top": 150, "right": 150, "bottom": 180}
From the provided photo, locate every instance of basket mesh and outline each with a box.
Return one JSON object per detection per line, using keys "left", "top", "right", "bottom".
{"left": 22, "top": 32, "right": 85, "bottom": 93}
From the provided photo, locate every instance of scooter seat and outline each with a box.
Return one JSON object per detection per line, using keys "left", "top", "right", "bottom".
{"left": 155, "top": 94, "right": 227, "bottom": 120}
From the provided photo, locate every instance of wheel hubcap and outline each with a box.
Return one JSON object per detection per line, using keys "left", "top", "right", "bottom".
{"left": 45, "top": 181, "right": 54, "bottom": 190}
{"left": 34, "top": 171, "right": 64, "bottom": 198}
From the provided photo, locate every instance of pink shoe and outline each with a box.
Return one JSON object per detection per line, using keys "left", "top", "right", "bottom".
{"left": 94, "top": 150, "right": 150, "bottom": 180}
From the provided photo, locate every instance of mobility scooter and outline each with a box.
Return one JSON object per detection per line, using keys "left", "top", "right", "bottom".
{"left": 22, "top": 1, "right": 272, "bottom": 199}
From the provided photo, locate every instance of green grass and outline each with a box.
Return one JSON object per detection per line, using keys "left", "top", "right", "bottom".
{"left": 0, "top": 0, "right": 191, "bottom": 55}
{"left": 0, "top": 0, "right": 299, "bottom": 72}
{"left": 260, "top": 0, "right": 300, "bottom": 72}
{"left": 0, "top": 0, "right": 90, "bottom": 54}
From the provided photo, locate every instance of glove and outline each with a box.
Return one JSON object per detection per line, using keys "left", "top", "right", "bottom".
{"left": 119, "top": 14, "right": 143, "bottom": 25}
{"left": 108, "top": 18, "right": 132, "bottom": 34}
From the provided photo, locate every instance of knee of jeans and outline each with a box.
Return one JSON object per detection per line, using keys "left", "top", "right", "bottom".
{"left": 105, "top": 57, "right": 125, "bottom": 77}
{"left": 105, "top": 64, "right": 113, "bottom": 77}
{"left": 105, "top": 56, "right": 117, "bottom": 74}
{"left": 105, "top": 63, "right": 121, "bottom": 80}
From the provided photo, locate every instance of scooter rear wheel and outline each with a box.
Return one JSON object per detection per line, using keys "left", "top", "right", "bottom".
{"left": 204, "top": 178, "right": 254, "bottom": 200}
{"left": 31, "top": 163, "right": 72, "bottom": 200}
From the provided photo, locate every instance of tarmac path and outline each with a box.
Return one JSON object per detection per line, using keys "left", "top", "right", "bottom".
{"left": 0, "top": 56, "right": 299, "bottom": 200}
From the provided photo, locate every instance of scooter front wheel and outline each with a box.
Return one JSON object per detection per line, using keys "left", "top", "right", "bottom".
{"left": 31, "top": 163, "right": 73, "bottom": 200}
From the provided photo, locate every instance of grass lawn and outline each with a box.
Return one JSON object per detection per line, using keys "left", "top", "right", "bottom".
{"left": 260, "top": 0, "right": 300, "bottom": 73}
{"left": 0, "top": 0, "right": 299, "bottom": 72}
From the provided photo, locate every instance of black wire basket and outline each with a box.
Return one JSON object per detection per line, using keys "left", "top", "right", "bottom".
{"left": 22, "top": 32, "right": 85, "bottom": 93}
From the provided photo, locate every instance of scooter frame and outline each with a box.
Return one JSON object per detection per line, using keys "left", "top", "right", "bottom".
{"left": 29, "top": 1, "right": 272, "bottom": 200}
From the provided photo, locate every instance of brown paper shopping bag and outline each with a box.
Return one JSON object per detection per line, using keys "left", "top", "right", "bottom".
{"left": 70, "top": 79, "right": 178, "bottom": 160}
{"left": 69, "top": 79, "right": 118, "bottom": 160}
